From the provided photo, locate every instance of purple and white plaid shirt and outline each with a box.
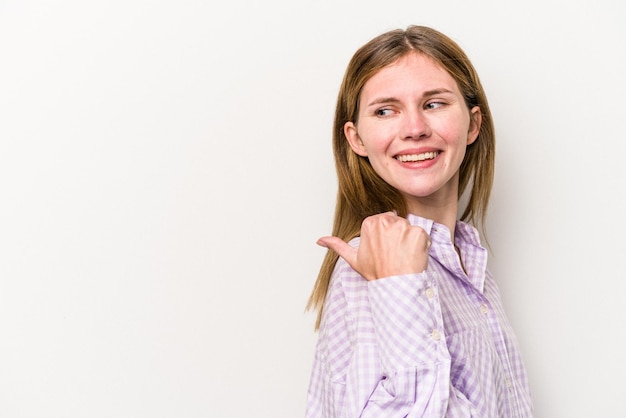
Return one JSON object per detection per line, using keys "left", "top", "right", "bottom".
{"left": 306, "top": 214, "right": 533, "bottom": 417}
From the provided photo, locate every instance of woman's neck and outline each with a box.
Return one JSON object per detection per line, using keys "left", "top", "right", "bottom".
{"left": 406, "top": 200, "right": 458, "bottom": 243}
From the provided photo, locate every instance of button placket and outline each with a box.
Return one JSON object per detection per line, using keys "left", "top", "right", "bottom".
{"left": 430, "top": 329, "right": 441, "bottom": 341}
{"left": 423, "top": 277, "right": 443, "bottom": 346}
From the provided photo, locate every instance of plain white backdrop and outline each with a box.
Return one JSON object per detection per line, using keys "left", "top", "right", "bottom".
{"left": 1, "top": 0, "right": 625, "bottom": 417}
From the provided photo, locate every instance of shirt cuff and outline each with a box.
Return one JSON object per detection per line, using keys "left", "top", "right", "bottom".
{"left": 367, "top": 272, "right": 447, "bottom": 370}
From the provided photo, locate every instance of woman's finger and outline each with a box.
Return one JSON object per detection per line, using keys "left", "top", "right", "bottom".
{"left": 316, "top": 236, "right": 358, "bottom": 270}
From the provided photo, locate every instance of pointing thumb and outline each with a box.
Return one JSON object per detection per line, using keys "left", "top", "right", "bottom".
{"left": 317, "top": 236, "right": 357, "bottom": 267}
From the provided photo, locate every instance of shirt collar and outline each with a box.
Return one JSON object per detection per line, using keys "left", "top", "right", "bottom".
{"left": 407, "top": 213, "right": 487, "bottom": 294}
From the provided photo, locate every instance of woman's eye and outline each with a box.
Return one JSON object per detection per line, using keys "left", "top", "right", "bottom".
{"left": 375, "top": 108, "right": 394, "bottom": 116}
{"left": 425, "top": 101, "right": 445, "bottom": 110}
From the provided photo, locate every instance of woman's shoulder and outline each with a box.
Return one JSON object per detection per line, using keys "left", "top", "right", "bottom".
{"left": 329, "top": 241, "right": 367, "bottom": 290}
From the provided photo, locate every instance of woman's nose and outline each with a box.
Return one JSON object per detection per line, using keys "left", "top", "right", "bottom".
{"left": 402, "top": 110, "right": 431, "bottom": 140}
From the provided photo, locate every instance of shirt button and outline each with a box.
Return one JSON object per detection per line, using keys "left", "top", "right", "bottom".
{"left": 430, "top": 329, "right": 441, "bottom": 341}
{"left": 506, "top": 378, "right": 513, "bottom": 388}
{"left": 479, "top": 304, "right": 489, "bottom": 314}
{"left": 424, "top": 288, "right": 434, "bottom": 299}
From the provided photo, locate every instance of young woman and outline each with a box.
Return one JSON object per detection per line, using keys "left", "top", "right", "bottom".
{"left": 305, "top": 26, "right": 533, "bottom": 417}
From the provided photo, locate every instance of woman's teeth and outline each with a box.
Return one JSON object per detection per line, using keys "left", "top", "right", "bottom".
{"left": 396, "top": 152, "right": 438, "bottom": 162}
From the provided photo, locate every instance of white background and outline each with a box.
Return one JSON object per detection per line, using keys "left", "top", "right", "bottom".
{"left": 1, "top": 1, "right": 625, "bottom": 417}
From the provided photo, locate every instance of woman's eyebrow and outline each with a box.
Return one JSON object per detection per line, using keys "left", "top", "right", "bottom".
{"left": 366, "top": 97, "right": 401, "bottom": 107}
{"left": 366, "top": 89, "right": 456, "bottom": 107}
{"left": 422, "top": 88, "right": 455, "bottom": 97}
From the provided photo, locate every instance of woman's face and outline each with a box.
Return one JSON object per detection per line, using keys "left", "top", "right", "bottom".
{"left": 345, "top": 52, "right": 481, "bottom": 212}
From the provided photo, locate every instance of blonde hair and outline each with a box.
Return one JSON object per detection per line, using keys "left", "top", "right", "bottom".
{"left": 307, "top": 25, "right": 496, "bottom": 329}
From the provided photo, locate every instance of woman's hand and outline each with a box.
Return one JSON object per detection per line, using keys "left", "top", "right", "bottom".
{"left": 317, "top": 212, "right": 431, "bottom": 281}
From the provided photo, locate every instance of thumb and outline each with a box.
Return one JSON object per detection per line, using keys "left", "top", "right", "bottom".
{"left": 317, "top": 236, "right": 357, "bottom": 266}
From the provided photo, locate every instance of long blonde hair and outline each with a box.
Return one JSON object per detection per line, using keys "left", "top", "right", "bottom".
{"left": 307, "top": 25, "right": 496, "bottom": 329}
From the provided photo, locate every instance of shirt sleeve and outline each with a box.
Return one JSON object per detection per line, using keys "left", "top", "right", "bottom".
{"left": 306, "top": 259, "right": 472, "bottom": 418}
{"left": 361, "top": 274, "right": 451, "bottom": 416}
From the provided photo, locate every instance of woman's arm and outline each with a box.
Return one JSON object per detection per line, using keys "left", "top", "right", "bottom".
{"left": 307, "top": 212, "right": 461, "bottom": 417}
{"left": 306, "top": 262, "right": 459, "bottom": 417}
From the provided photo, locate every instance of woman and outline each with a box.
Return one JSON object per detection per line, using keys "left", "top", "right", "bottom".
{"left": 305, "top": 26, "right": 533, "bottom": 417}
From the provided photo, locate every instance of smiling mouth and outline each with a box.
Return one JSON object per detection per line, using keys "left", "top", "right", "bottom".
{"left": 395, "top": 151, "right": 440, "bottom": 162}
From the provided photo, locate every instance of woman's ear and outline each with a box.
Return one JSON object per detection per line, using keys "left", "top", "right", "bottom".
{"left": 344, "top": 121, "right": 368, "bottom": 157}
{"left": 467, "top": 106, "right": 482, "bottom": 145}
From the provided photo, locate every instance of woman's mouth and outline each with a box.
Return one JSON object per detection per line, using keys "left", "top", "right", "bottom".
{"left": 395, "top": 151, "right": 440, "bottom": 162}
